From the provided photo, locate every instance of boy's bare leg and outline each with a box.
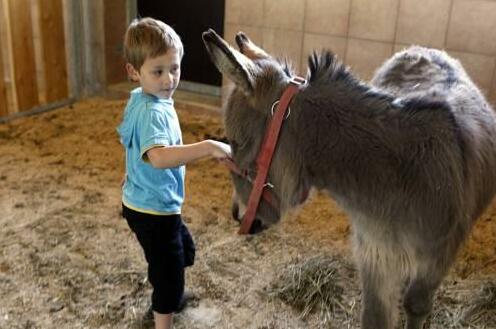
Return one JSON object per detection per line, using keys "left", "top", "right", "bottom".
{"left": 154, "top": 312, "right": 173, "bottom": 329}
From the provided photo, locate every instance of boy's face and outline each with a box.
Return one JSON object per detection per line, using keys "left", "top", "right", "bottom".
{"left": 127, "top": 48, "right": 181, "bottom": 99}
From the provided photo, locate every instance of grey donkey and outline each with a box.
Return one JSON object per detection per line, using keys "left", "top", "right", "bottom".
{"left": 202, "top": 29, "right": 496, "bottom": 329}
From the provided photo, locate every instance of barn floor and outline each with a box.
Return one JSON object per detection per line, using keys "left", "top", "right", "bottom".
{"left": 0, "top": 93, "right": 495, "bottom": 329}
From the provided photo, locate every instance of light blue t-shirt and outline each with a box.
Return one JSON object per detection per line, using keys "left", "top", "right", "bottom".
{"left": 117, "top": 87, "right": 185, "bottom": 215}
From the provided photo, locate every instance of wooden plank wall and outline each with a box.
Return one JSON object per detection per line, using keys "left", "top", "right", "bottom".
{"left": 39, "top": 0, "right": 68, "bottom": 103}
{"left": 0, "top": 41, "right": 7, "bottom": 116}
{"left": 8, "top": 0, "right": 39, "bottom": 112}
{"left": 0, "top": 0, "right": 68, "bottom": 117}
{"left": 104, "top": 0, "right": 127, "bottom": 85}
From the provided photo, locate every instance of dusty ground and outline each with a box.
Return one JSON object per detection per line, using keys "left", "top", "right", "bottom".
{"left": 0, "top": 97, "right": 495, "bottom": 329}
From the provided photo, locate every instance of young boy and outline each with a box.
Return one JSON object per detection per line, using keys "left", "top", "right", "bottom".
{"left": 118, "top": 17, "right": 231, "bottom": 329}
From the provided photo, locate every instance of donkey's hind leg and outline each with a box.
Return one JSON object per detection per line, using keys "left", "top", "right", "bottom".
{"left": 403, "top": 269, "right": 445, "bottom": 329}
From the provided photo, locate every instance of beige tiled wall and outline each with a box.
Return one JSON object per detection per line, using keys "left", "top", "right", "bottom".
{"left": 224, "top": 0, "right": 496, "bottom": 106}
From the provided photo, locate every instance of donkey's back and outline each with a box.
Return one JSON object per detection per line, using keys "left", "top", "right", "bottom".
{"left": 372, "top": 46, "right": 496, "bottom": 222}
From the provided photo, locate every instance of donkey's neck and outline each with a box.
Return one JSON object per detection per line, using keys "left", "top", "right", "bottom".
{"left": 299, "top": 75, "right": 398, "bottom": 124}
{"left": 287, "top": 64, "right": 464, "bottom": 220}
{"left": 289, "top": 75, "right": 405, "bottom": 200}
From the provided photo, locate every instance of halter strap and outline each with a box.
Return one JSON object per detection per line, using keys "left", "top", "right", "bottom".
{"left": 238, "top": 76, "right": 306, "bottom": 234}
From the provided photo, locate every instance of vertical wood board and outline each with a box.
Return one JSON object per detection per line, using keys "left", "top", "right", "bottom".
{"left": 104, "top": 0, "right": 127, "bottom": 84}
{"left": 8, "top": 0, "right": 39, "bottom": 112}
{"left": 39, "top": 0, "right": 68, "bottom": 103}
{"left": 0, "top": 38, "right": 7, "bottom": 116}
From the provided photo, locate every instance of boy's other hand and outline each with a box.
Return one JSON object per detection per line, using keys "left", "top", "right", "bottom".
{"left": 208, "top": 140, "right": 232, "bottom": 159}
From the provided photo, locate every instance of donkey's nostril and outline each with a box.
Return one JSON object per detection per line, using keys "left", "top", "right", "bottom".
{"left": 249, "top": 218, "right": 265, "bottom": 234}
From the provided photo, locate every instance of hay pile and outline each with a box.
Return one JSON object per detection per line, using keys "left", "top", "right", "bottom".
{"left": 269, "top": 255, "right": 496, "bottom": 329}
{"left": 431, "top": 280, "right": 496, "bottom": 328}
{"left": 267, "top": 255, "right": 358, "bottom": 327}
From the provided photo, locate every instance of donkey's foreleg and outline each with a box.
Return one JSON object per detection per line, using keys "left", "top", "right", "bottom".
{"left": 403, "top": 269, "right": 444, "bottom": 329}
{"left": 359, "top": 260, "right": 402, "bottom": 329}
{"left": 403, "top": 235, "right": 460, "bottom": 329}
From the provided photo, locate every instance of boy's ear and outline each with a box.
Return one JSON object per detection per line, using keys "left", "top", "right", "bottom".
{"left": 126, "top": 63, "right": 140, "bottom": 82}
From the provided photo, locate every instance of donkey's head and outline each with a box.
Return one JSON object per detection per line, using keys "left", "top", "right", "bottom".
{"left": 202, "top": 29, "right": 298, "bottom": 233}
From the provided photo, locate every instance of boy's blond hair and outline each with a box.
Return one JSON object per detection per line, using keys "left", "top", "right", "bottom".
{"left": 124, "top": 17, "right": 183, "bottom": 70}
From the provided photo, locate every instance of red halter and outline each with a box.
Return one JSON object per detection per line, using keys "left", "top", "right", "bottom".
{"left": 221, "top": 76, "right": 306, "bottom": 234}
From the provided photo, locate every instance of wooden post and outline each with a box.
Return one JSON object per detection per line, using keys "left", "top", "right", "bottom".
{"left": 82, "top": 0, "right": 106, "bottom": 95}
{"left": 7, "top": 0, "right": 39, "bottom": 112}
{"left": 39, "top": 0, "right": 68, "bottom": 103}
{"left": 104, "top": 0, "right": 127, "bottom": 84}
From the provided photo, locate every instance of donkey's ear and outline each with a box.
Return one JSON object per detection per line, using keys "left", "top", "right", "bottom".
{"left": 202, "top": 29, "right": 255, "bottom": 95}
{"left": 235, "top": 32, "right": 270, "bottom": 60}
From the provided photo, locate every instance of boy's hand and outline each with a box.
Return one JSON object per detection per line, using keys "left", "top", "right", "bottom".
{"left": 208, "top": 140, "right": 232, "bottom": 159}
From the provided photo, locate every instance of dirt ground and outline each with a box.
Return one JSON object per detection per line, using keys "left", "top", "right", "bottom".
{"left": 0, "top": 96, "right": 495, "bottom": 329}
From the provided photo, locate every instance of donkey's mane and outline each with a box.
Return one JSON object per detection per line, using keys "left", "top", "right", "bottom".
{"left": 280, "top": 58, "right": 293, "bottom": 78}
{"left": 307, "top": 51, "right": 397, "bottom": 106}
{"left": 305, "top": 51, "right": 463, "bottom": 122}
{"left": 308, "top": 51, "right": 352, "bottom": 84}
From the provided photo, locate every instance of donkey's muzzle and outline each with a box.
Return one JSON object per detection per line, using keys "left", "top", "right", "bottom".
{"left": 248, "top": 218, "right": 265, "bottom": 234}
{"left": 231, "top": 202, "right": 266, "bottom": 234}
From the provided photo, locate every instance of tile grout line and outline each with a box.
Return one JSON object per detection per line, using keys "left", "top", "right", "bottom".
{"left": 343, "top": 0, "right": 353, "bottom": 64}
{"left": 443, "top": 0, "right": 455, "bottom": 50}
{"left": 392, "top": 0, "right": 402, "bottom": 55}
{"left": 299, "top": 0, "right": 308, "bottom": 75}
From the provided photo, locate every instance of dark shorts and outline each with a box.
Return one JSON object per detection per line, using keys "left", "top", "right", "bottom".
{"left": 122, "top": 204, "right": 195, "bottom": 314}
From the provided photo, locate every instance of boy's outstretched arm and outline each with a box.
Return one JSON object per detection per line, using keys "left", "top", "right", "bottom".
{"left": 146, "top": 140, "right": 231, "bottom": 169}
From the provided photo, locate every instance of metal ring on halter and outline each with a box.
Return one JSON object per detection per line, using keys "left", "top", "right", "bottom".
{"left": 270, "top": 100, "right": 291, "bottom": 119}
{"left": 264, "top": 182, "right": 274, "bottom": 189}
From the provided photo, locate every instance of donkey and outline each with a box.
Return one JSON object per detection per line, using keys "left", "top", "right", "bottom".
{"left": 202, "top": 29, "right": 496, "bottom": 329}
